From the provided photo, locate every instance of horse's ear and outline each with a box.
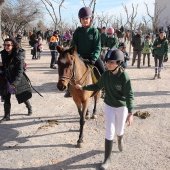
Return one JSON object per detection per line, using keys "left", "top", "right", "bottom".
{"left": 69, "top": 45, "right": 77, "bottom": 55}
{"left": 57, "top": 46, "right": 64, "bottom": 53}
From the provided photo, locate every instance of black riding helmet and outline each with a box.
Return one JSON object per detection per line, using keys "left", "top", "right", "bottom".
{"left": 118, "top": 42, "right": 126, "bottom": 48}
{"left": 54, "top": 30, "right": 59, "bottom": 34}
{"left": 78, "top": 7, "right": 92, "bottom": 18}
{"left": 105, "top": 49, "right": 124, "bottom": 63}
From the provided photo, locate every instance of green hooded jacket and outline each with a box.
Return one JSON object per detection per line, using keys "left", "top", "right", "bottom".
{"left": 153, "top": 37, "right": 169, "bottom": 58}
{"left": 71, "top": 26, "right": 101, "bottom": 62}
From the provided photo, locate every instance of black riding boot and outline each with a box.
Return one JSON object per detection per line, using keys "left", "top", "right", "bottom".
{"left": 24, "top": 100, "right": 32, "bottom": 116}
{"left": 117, "top": 135, "right": 123, "bottom": 152}
{"left": 0, "top": 104, "right": 11, "bottom": 122}
{"left": 100, "top": 139, "right": 113, "bottom": 170}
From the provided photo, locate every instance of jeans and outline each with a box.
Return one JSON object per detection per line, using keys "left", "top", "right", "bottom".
{"left": 143, "top": 53, "right": 151, "bottom": 66}
{"left": 154, "top": 54, "right": 164, "bottom": 74}
{"left": 50, "top": 51, "right": 58, "bottom": 67}
{"left": 132, "top": 50, "right": 142, "bottom": 67}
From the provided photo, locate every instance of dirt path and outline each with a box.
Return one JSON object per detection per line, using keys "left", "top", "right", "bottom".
{"left": 0, "top": 39, "right": 170, "bottom": 170}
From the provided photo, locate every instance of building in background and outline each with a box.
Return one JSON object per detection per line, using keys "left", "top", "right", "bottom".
{"left": 155, "top": 0, "right": 170, "bottom": 31}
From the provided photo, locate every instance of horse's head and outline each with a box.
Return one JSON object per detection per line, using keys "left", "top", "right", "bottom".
{"left": 56, "top": 45, "right": 77, "bottom": 91}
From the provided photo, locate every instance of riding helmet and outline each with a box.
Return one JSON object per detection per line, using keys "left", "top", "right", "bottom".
{"left": 105, "top": 49, "right": 124, "bottom": 62}
{"left": 118, "top": 42, "right": 126, "bottom": 48}
{"left": 107, "top": 27, "right": 114, "bottom": 34}
{"left": 78, "top": 7, "right": 92, "bottom": 18}
{"left": 54, "top": 30, "right": 59, "bottom": 34}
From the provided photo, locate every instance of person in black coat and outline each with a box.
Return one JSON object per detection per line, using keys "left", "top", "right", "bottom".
{"left": 118, "top": 42, "right": 130, "bottom": 69}
{"left": 0, "top": 38, "right": 32, "bottom": 123}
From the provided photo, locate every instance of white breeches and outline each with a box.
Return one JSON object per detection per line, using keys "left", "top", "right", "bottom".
{"left": 105, "top": 104, "right": 128, "bottom": 140}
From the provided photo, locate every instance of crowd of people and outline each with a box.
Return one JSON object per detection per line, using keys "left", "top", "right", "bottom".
{"left": 0, "top": 6, "right": 169, "bottom": 170}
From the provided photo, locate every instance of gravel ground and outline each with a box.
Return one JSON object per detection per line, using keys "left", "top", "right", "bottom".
{"left": 0, "top": 40, "right": 170, "bottom": 170}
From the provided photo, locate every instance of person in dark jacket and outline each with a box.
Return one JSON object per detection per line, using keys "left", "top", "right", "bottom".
{"left": 152, "top": 31, "right": 168, "bottom": 79}
{"left": 0, "top": 38, "right": 32, "bottom": 123}
{"left": 101, "top": 27, "right": 107, "bottom": 47}
{"left": 131, "top": 30, "right": 144, "bottom": 68}
{"left": 118, "top": 42, "right": 130, "bottom": 69}
{"left": 29, "top": 34, "right": 38, "bottom": 59}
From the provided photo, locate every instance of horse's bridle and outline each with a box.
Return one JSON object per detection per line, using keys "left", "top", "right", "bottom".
{"left": 58, "top": 56, "right": 92, "bottom": 86}
{"left": 58, "top": 56, "right": 76, "bottom": 84}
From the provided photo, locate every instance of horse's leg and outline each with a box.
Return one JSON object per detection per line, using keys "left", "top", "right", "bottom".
{"left": 91, "top": 94, "right": 99, "bottom": 119}
{"left": 85, "top": 109, "right": 90, "bottom": 120}
{"left": 77, "top": 100, "right": 89, "bottom": 147}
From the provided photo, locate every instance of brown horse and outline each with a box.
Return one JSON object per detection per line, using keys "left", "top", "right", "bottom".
{"left": 124, "top": 31, "right": 130, "bottom": 44}
{"left": 57, "top": 45, "right": 100, "bottom": 147}
{"left": 115, "top": 29, "right": 124, "bottom": 42}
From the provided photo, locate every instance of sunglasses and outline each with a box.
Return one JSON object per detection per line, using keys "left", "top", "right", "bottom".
{"left": 3, "top": 44, "right": 13, "bottom": 47}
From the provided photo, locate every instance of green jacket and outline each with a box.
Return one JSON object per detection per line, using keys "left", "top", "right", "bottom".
{"left": 71, "top": 26, "right": 101, "bottom": 62}
{"left": 153, "top": 38, "right": 169, "bottom": 57}
{"left": 100, "top": 32, "right": 107, "bottom": 47}
{"left": 105, "top": 36, "right": 118, "bottom": 49}
{"left": 82, "top": 69, "right": 134, "bottom": 113}
{"left": 131, "top": 34, "right": 144, "bottom": 51}
{"left": 142, "top": 40, "right": 153, "bottom": 54}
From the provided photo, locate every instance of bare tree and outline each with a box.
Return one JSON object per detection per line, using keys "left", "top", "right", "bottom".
{"left": 0, "top": 0, "right": 6, "bottom": 46}
{"left": 96, "top": 12, "right": 113, "bottom": 28}
{"left": 1, "top": 0, "right": 40, "bottom": 37}
{"left": 145, "top": 2, "right": 166, "bottom": 41}
{"left": 41, "top": 0, "right": 65, "bottom": 30}
{"left": 123, "top": 3, "right": 138, "bottom": 54}
{"left": 142, "top": 16, "right": 151, "bottom": 35}
{"left": 72, "top": 17, "right": 79, "bottom": 29}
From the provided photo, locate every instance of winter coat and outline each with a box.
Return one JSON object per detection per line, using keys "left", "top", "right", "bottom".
{"left": 1, "top": 48, "right": 32, "bottom": 104}
{"left": 100, "top": 32, "right": 107, "bottom": 47}
{"left": 153, "top": 37, "right": 169, "bottom": 58}
{"left": 105, "top": 36, "right": 118, "bottom": 49}
{"left": 121, "top": 51, "right": 130, "bottom": 69}
{"left": 142, "top": 40, "right": 153, "bottom": 54}
{"left": 131, "top": 34, "right": 144, "bottom": 51}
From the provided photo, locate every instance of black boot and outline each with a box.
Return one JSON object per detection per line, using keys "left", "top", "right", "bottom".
{"left": 101, "top": 89, "right": 105, "bottom": 99}
{"left": 24, "top": 100, "right": 32, "bottom": 116}
{"left": 0, "top": 104, "right": 11, "bottom": 123}
{"left": 100, "top": 139, "right": 113, "bottom": 170}
{"left": 64, "top": 90, "right": 72, "bottom": 97}
{"left": 117, "top": 135, "right": 123, "bottom": 152}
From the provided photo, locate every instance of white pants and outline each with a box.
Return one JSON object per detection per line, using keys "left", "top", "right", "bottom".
{"left": 105, "top": 104, "right": 128, "bottom": 140}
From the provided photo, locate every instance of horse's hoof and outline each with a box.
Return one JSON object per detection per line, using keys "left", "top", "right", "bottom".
{"left": 77, "top": 142, "right": 83, "bottom": 148}
{"left": 91, "top": 114, "right": 97, "bottom": 119}
{"left": 85, "top": 114, "right": 90, "bottom": 120}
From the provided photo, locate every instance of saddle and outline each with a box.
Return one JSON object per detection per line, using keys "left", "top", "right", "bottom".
{"left": 88, "top": 65, "right": 101, "bottom": 83}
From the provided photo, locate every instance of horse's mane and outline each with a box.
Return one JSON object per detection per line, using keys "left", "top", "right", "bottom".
{"left": 60, "top": 48, "right": 87, "bottom": 68}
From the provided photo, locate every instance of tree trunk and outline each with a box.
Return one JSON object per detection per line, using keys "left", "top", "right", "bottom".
{"left": 0, "top": 0, "right": 6, "bottom": 48}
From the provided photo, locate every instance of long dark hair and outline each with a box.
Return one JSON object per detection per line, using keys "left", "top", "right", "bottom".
{"left": 4, "top": 38, "right": 19, "bottom": 49}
